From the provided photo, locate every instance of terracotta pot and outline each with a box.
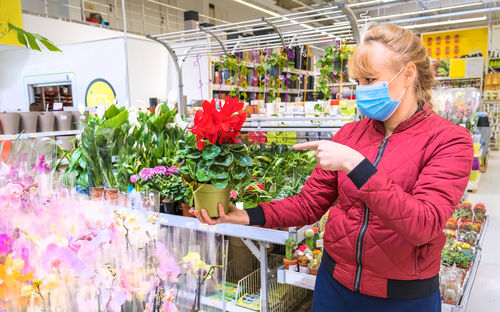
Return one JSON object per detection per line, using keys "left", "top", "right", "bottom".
{"left": 181, "top": 202, "right": 194, "bottom": 218}
{"left": 0, "top": 112, "right": 20, "bottom": 134}
{"left": 19, "top": 112, "right": 39, "bottom": 133}
{"left": 283, "top": 258, "right": 298, "bottom": 272}
{"left": 309, "top": 267, "right": 319, "bottom": 276}
{"left": 104, "top": 189, "right": 119, "bottom": 205}
{"left": 193, "top": 184, "right": 230, "bottom": 218}
{"left": 38, "top": 113, "right": 55, "bottom": 132}
{"left": 54, "top": 111, "right": 73, "bottom": 131}
{"left": 117, "top": 193, "right": 129, "bottom": 207}
{"left": 89, "top": 187, "right": 105, "bottom": 200}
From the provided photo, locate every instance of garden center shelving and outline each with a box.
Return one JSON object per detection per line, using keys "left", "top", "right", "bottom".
{"left": 146, "top": 6, "right": 359, "bottom": 114}
{"left": 275, "top": 215, "right": 489, "bottom": 312}
{"left": 158, "top": 213, "right": 317, "bottom": 312}
{"left": 0, "top": 130, "right": 81, "bottom": 141}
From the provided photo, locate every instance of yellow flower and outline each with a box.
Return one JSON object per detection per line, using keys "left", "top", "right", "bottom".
{"left": 0, "top": 254, "right": 34, "bottom": 303}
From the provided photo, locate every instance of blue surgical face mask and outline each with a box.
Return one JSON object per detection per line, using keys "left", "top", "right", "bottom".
{"left": 355, "top": 67, "right": 407, "bottom": 121}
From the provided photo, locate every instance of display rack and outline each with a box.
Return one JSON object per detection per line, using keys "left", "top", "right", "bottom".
{"left": 277, "top": 216, "right": 489, "bottom": 312}
{"left": 466, "top": 172, "right": 481, "bottom": 193}
{"left": 0, "top": 130, "right": 81, "bottom": 141}
{"left": 158, "top": 213, "right": 316, "bottom": 312}
{"left": 147, "top": 6, "right": 360, "bottom": 113}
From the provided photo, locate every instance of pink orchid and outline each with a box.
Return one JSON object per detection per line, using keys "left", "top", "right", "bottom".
{"left": 0, "top": 233, "right": 12, "bottom": 256}
{"left": 99, "top": 287, "right": 127, "bottom": 312}
{"left": 40, "top": 243, "right": 86, "bottom": 275}
{"left": 155, "top": 243, "right": 180, "bottom": 282}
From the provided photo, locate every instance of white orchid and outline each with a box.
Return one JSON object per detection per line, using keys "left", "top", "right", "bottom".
{"left": 175, "top": 113, "right": 188, "bottom": 130}
{"left": 167, "top": 90, "right": 178, "bottom": 110}
{"left": 96, "top": 102, "right": 105, "bottom": 119}
{"left": 78, "top": 102, "right": 86, "bottom": 115}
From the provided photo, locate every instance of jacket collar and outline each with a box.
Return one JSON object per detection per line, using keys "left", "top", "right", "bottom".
{"left": 371, "top": 104, "right": 433, "bottom": 135}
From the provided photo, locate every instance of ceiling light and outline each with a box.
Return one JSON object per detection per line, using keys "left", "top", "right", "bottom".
{"left": 232, "top": 0, "right": 280, "bottom": 17}
{"left": 402, "top": 16, "right": 487, "bottom": 30}
{"left": 368, "top": 2, "right": 483, "bottom": 21}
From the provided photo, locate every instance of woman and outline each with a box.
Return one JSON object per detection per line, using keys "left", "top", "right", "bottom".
{"left": 191, "top": 24, "right": 473, "bottom": 311}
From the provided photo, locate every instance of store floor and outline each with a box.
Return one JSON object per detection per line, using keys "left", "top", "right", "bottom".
{"left": 466, "top": 150, "right": 500, "bottom": 312}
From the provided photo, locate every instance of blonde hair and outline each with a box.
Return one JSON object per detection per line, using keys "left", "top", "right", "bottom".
{"left": 348, "top": 24, "right": 435, "bottom": 109}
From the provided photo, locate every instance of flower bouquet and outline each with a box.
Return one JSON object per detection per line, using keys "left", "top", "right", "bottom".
{"left": 180, "top": 97, "right": 252, "bottom": 217}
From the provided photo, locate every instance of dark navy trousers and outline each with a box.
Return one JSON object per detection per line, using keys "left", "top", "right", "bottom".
{"left": 311, "top": 265, "right": 441, "bottom": 312}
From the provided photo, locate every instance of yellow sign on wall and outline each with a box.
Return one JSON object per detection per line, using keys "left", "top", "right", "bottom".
{"left": 422, "top": 27, "right": 488, "bottom": 60}
{"left": 0, "top": 0, "right": 23, "bottom": 47}
{"left": 85, "top": 79, "right": 116, "bottom": 108}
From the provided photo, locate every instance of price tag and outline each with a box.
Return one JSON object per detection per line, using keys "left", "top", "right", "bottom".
{"left": 53, "top": 102, "right": 63, "bottom": 110}
{"left": 60, "top": 115, "right": 67, "bottom": 120}
{"left": 316, "top": 239, "right": 324, "bottom": 248}
{"left": 111, "top": 155, "right": 118, "bottom": 163}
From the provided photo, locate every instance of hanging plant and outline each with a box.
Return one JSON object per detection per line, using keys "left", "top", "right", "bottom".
{"left": 315, "top": 41, "right": 352, "bottom": 100}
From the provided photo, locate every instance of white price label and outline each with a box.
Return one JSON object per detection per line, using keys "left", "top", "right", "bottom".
{"left": 60, "top": 115, "right": 67, "bottom": 120}
{"left": 53, "top": 102, "right": 63, "bottom": 111}
{"left": 316, "top": 239, "right": 324, "bottom": 248}
{"left": 111, "top": 155, "right": 118, "bottom": 163}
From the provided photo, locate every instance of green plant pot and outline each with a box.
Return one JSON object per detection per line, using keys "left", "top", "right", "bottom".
{"left": 194, "top": 183, "right": 230, "bottom": 218}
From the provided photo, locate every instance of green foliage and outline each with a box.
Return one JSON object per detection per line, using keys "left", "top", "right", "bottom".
{"left": 315, "top": 42, "right": 352, "bottom": 100}
{"left": 179, "top": 142, "right": 252, "bottom": 199}
{"left": 215, "top": 54, "right": 249, "bottom": 101}
{"left": 284, "top": 238, "right": 297, "bottom": 261}
{"left": 1, "top": 23, "right": 61, "bottom": 52}
{"left": 238, "top": 143, "right": 317, "bottom": 209}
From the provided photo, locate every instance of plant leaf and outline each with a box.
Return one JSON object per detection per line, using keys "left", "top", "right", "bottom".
{"left": 234, "top": 152, "right": 253, "bottom": 167}
{"left": 196, "top": 169, "right": 211, "bottom": 182}
{"left": 214, "top": 153, "right": 233, "bottom": 166}
{"left": 104, "top": 104, "right": 121, "bottom": 119}
{"left": 25, "top": 32, "right": 40, "bottom": 51}
{"left": 186, "top": 159, "right": 196, "bottom": 178}
{"left": 231, "top": 166, "right": 247, "bottom": 180}
{"left": 101, "top": 110, "right": 128, "bottom": 129}
{"left": 202, "top": 145, "right": 221, "bottom": 160}
{"left": 207, "top": 166, "right": 229, "bottom": 180}
{"left": 211, "top": 178, "right": 229, "bottom": 189}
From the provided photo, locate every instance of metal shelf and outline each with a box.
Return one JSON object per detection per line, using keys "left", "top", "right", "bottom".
{"left": 0, "top": 130, "right": 80, "bottom": 141}
{"left": 436, "top": 77, "right": 482, "bottom": 81}
{"left": 277, "top": 266, "right": 317, "bottom": 291}
{"left": 157, "top": 213, "right": 291, "bottom": 245}
{"left": 211, "top": 57, "right": 319, "bottom": 77}
{"left": 177, "top": 291, "right": 254, "bottom": 312}
{"left": 210, "top": 84, "right": 315, "bottom": 94}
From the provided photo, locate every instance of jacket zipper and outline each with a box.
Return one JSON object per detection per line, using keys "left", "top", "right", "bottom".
{"left": 353, "top": 136, "right": 390, "bottom": 292}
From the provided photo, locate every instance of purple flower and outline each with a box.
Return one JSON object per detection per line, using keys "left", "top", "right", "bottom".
{"left": 130, "top": 174, "right": 139, "bottom": 184}
{"left": 36, "top": 155, "right": 51, "bottom": 174}
{"left": 264, "top": 75, "right": 270, "bottom": 81}
{"left": 153, "top": 166, "right": 168, "bottom": 176}
{"left": 0, "top": 233, "right": 12, "bottom": 257}
{"left": 333, "top": 70, "right": 338, "bottom": 75}
{"left": 286, "top": 73, "right": 291, "bottom": 79}
{"left": 139, "top": 168, "right": 154, "bottom": 181}
{"left": 278, "top": 75, "right": 284, "bottom": 80}
{"left": 252, "top": 76, "right": 258, "bottom": 81}
{"left": 299, "top": 73, "right": 303, "bottom": 78}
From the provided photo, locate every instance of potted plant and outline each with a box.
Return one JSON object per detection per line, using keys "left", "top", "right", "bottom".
{"left": 130, "top": 165, "right": 189, "bottom": 214}
{"left": 179, "top": 97, "right": 251, "bottom": 218}
{"left": 0, "top": 112, "right": 20, "bottom": 134}
{"left": 296, "top": 244, "right": 312, "bottom": 274}
{"left": 308, "top": 250, "right": 322, "bottom": 276}
{"left": 315, "top": 40, "right": 352, "bottom": 100}
{"left": 283, "top": 238, "right": 298, "bottom": 271}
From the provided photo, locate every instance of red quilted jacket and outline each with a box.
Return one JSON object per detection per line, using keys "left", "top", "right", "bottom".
{"left": 252, "top": 105, "right": 473, "bottom": 299}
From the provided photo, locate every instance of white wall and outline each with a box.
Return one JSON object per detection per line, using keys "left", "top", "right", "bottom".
{"left": 0, "top": 37, "right": 128, "bottom": 111}
{"left": 0, "top": 14, "right": 170, "bottom": 111}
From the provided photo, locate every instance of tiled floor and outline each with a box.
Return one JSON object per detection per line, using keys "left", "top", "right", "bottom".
{"left": 465, "top": 150, "right": 500, "bottom": 312}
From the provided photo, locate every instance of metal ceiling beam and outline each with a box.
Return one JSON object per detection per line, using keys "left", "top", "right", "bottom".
{"left": 334, "top": 1, "right": 360, "bottom": 43}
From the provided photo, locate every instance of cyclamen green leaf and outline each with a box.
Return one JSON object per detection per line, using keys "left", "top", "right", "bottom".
{"left": 207, "top": 166, "right": 229, "bottom": 180}
{"left": 211, "top": 179, "right": 229, "bottom": 189}
{"left": 234, "top": 152, "right": 253, "bottom": 167}
{"left": 202, "top": 145, "right": 221, "bottom": 160}
{"left": 214, "top": 153, "right": 233, "bottom": 166}
{"left": 196, "top": 169, "right": 211, "bottom": 182}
